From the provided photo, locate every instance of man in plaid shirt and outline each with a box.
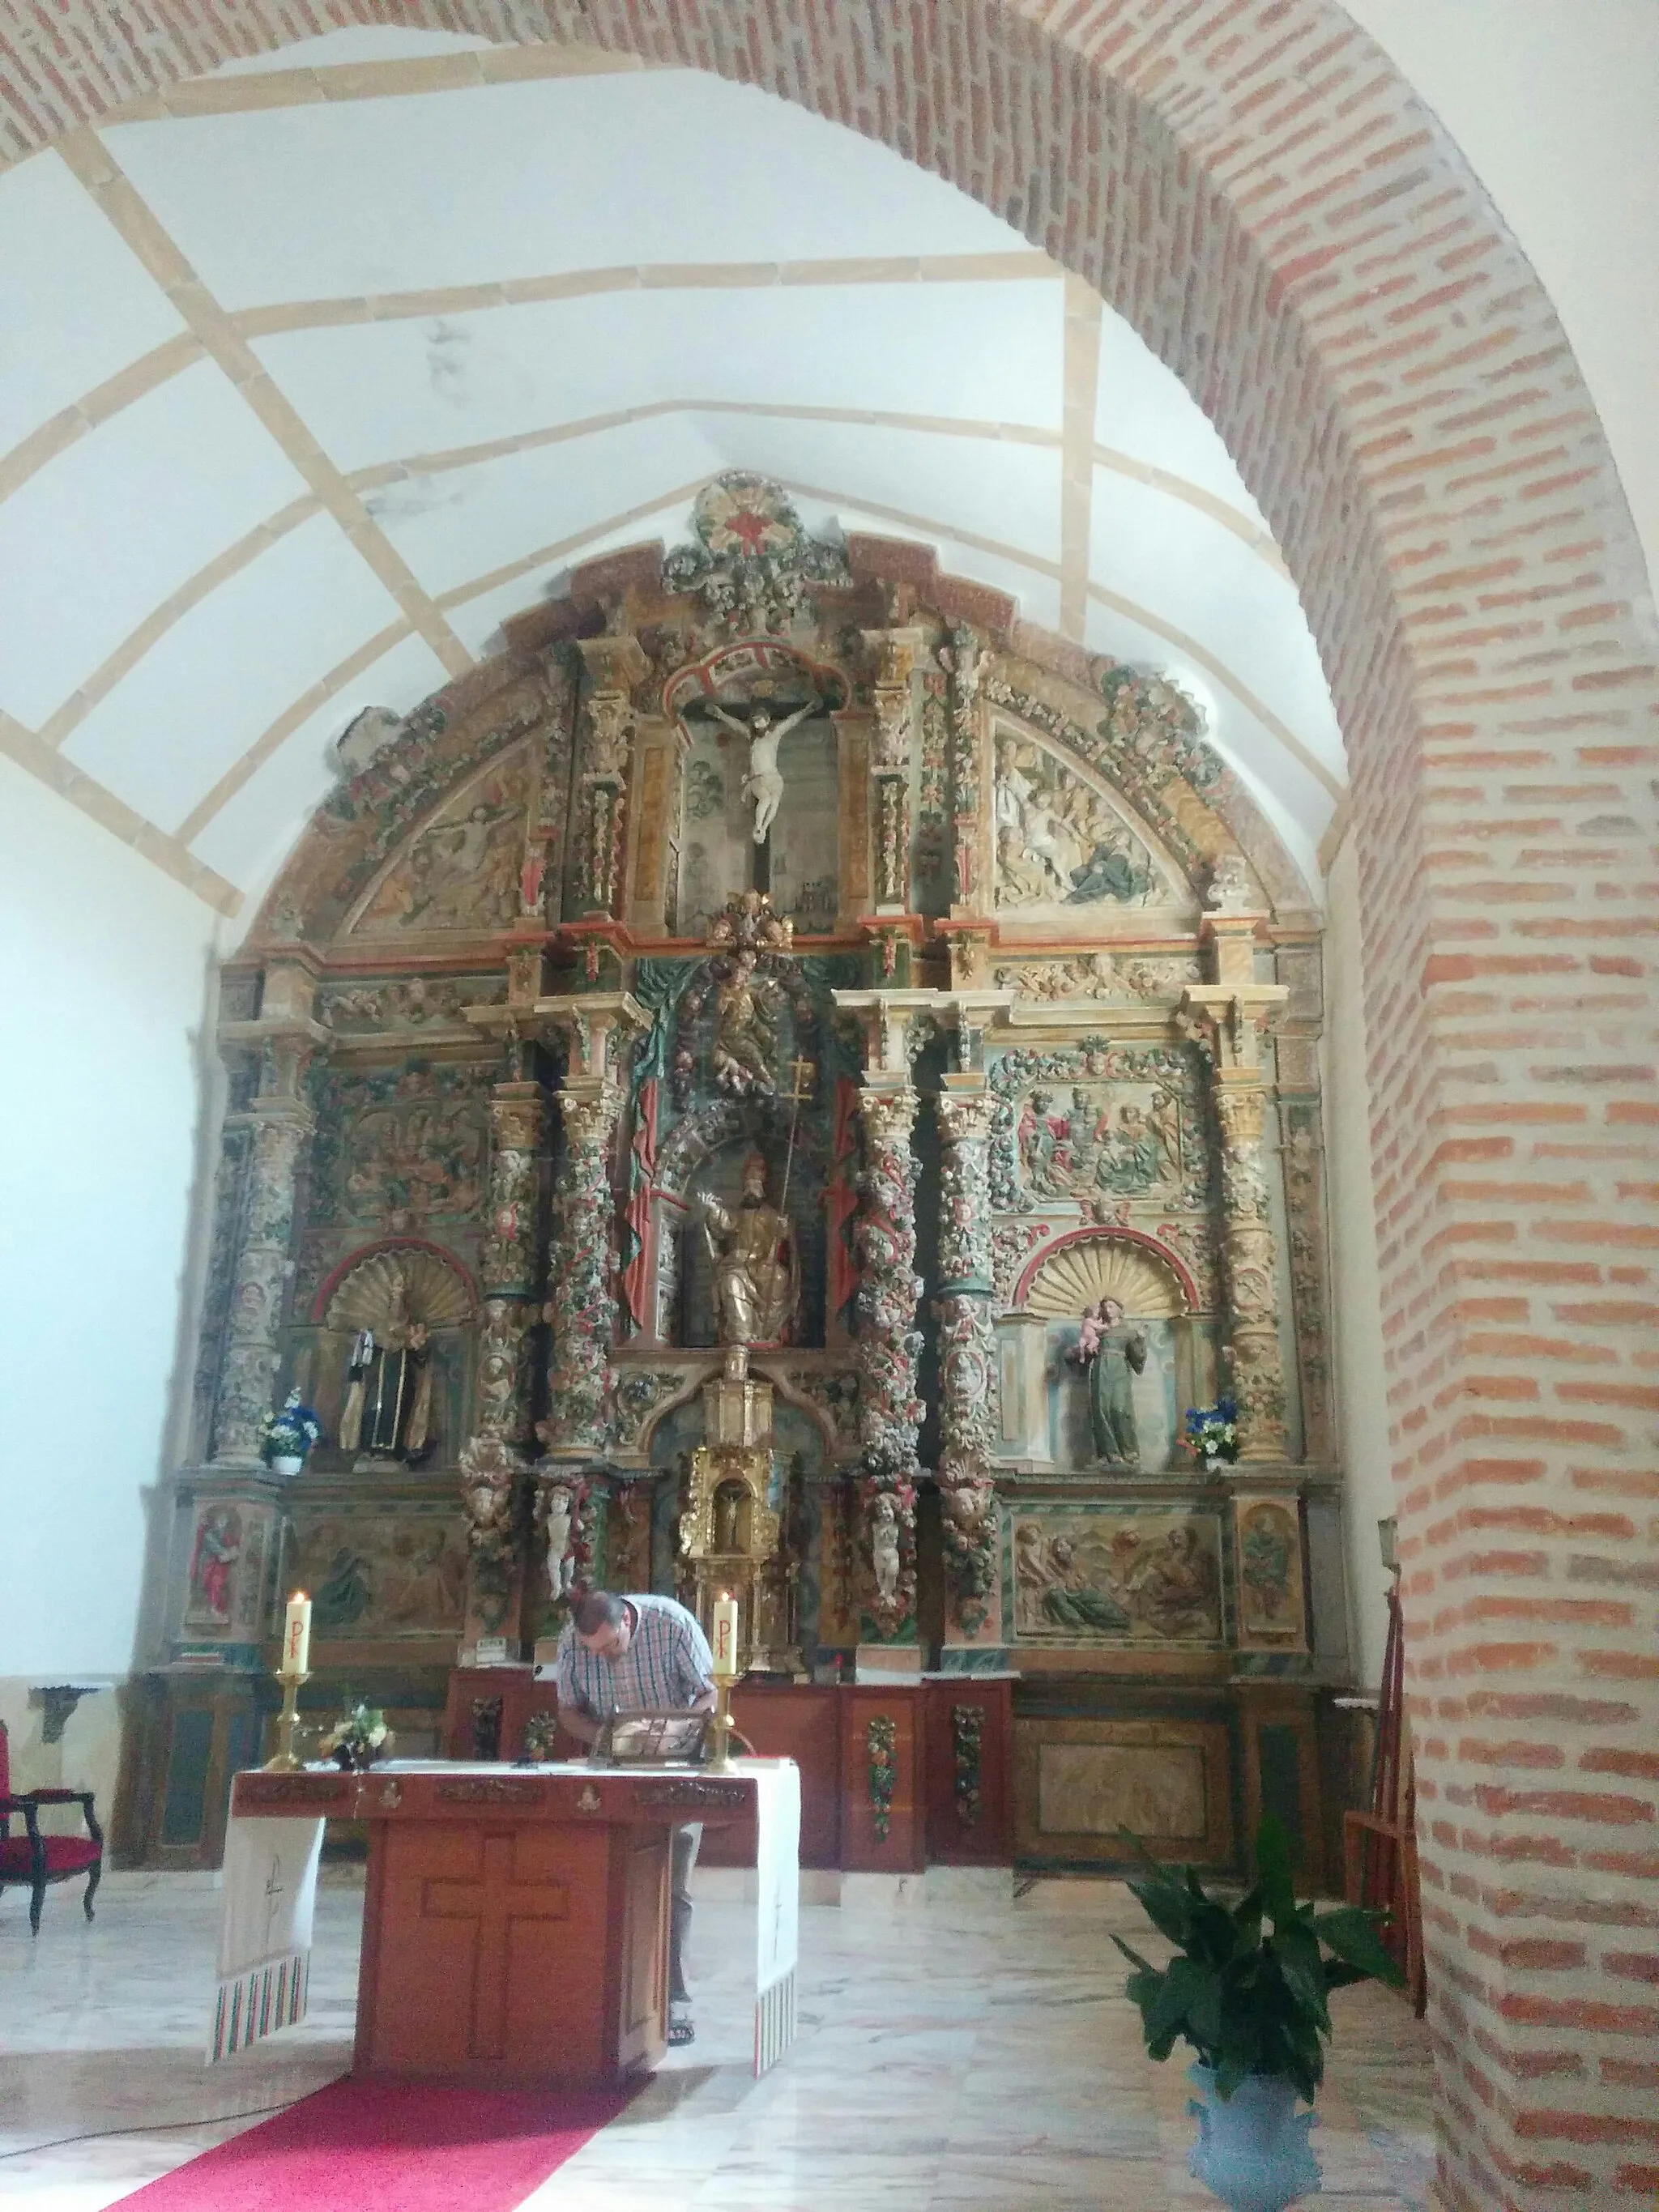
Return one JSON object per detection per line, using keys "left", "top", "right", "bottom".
{"left": 554, "top": 1589, "right": 717, "bottom": 2045}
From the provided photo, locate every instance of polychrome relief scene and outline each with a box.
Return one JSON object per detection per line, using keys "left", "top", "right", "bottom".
{"left": 1009, "top": 1507, "right": 1226, "bottom": 1647}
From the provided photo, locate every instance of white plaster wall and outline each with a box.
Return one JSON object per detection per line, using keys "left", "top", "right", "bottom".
{"left": 1345, "top": 0, "right": 1659, "bottom": 603}
{"left": 1322, "top": 839, "right": 1396, "bottom": 1689}
{"left": 0, "top": 757, "right": 220, "bottom": 1679}
{"left": 0, "top": 1677, "right": 123, "bottom": 1840}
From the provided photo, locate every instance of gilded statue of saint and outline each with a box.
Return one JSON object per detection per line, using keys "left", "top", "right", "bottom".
{"left": 697, "top": 1152, "right": 797, "bottom": 1345}
{"left": 339, "top": 1268, "right": 434, "bottom": 1460}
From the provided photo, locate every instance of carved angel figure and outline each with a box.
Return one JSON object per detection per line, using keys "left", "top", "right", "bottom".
{"left": 541, "top": 1481, "right": 577, "bottom": 1596}
{"left": 712, "top": 950, "right": 784, "bottom": 1093}
{"left": 458, "top": 1434, "right": 518, "bottom": 1563}
{"left": 706, "top": 887, "right": 794, "bottom": 955}
{"left": 870, "top": 1494, "right": 902, "bottom": 1605}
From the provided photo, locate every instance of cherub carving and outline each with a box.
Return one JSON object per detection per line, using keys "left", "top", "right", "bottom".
{"left": 870, "top": 1494, "right": 902, "bottom": 1605}
{"left": 541, "top": 1481, "right": 577, "bottom": 1596}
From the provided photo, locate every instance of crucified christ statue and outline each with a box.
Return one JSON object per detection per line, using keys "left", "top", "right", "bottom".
{"left": 702, "top": 694, "right": 821, "bottom": 843}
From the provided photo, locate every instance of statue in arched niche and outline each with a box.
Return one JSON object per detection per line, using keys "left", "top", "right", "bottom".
{"left": 341, "top": 1282, "right": 432, "bottom": 1458}
{"left": 696, "top": 1151, "right": 798, "bottom": 1345}
{"left": 326, "top": 1247, "right": 471, "bottom": 1462}
{"left": 1068, "top": 1296, "right": 1149, "bottom": 1467}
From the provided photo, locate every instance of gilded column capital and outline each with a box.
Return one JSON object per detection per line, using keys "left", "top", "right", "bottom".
{"left": 575, "top": 630, "right": 649, "bottom": 695}
{"left": 538, "top": 991, "right": 650, "bottom": 1083}
{"left": 1177, "top": 981, "right": 1288, "bottom": 1074}
{"left": 1213, "top": 1083, "right": 1269, "bottom": 1150}
{"left": 556, "top": 1080, "right": 625, "bottom": 1150}
{"left": 487, "top": 1078, "right": 544, "bottom": 1157}
{"left": 859, "top": 1085, "right": 920, "bottom": 1152}
{"left": 935, "top": 1085, "right": 997, "bottom": 1149}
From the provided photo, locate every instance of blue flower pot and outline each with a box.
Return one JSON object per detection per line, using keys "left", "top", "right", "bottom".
{"left": 1187, "top": 2065, "right": 1320, "bottom": 2212}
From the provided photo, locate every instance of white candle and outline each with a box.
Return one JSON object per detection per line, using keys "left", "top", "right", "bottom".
{"left": 283, "top": 1591, "right": 312, "bottom": 1677}
{"left": 712, "top": 1592, "right": 740, "bottom": 1681}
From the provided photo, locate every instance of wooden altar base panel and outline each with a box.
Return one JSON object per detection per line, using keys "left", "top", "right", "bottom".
{"left": 356, "top": 1818, "right": 668, "bottom": 2090}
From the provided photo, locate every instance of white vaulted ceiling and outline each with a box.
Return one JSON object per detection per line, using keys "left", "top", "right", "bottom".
{"left": 0, "top": 28, "right": 1347, "bottom": 920}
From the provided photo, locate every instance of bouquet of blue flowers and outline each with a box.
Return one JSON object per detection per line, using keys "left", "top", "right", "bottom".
{"left": 1183, "top": 1396, "right": 1240, "bottom": 1464}
{"left": 258, "top": 1387, "right": 323, "bottom": 1466}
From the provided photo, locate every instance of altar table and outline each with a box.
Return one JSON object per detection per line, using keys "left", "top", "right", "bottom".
{"left": 215, "top": 1759, "right": 799, "bottom": 2088}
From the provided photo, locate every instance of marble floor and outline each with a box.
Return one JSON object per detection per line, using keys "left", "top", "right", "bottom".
{"left": 1, "top": 1866, "right": 1436, "bottom": 2211}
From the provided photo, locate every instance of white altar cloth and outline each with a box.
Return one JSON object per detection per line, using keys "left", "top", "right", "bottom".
{"left": 211, "top": 1813, "right": 324, "bottom": 2061}
{"left": 211, "top": 1758, "right": 800, "bottom": 2075}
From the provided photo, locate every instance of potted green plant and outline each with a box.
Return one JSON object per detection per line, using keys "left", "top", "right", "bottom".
{"left": 259, "top": 1388, "right": 322, "bottom": 1477}
{"left": 1115, "top": 1816, "right": 1403, "bottom": 2212}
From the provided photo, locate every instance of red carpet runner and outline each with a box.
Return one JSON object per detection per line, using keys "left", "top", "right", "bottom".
{"left": 112, "top": 2077, "right": 635, "bottom": 2212}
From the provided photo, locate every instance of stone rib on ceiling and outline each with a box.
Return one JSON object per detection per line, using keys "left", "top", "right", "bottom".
{"left": 0, "top": 40, "right": 1346, "bottom": 915}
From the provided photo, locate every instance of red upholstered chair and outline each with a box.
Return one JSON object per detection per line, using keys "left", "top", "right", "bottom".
{"left": 0, "top": 1717, "right": 104, "bottom": 1934}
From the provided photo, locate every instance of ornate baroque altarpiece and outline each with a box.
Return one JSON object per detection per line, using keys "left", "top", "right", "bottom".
{"left": 132, "top": 474, "right": 1349, "bottom": 1877}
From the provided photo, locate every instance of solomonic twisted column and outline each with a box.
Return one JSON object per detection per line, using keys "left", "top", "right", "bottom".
{"left": 211, "top": 1045, "right": 314, "bottom": 1464}
{"left": 851, "top": 1087, "right": 924, "bottom": 1639}
{"left": 1210, "top": 1079, "right": 1289, "bottom": 1462}
{"left": 1182, "top": 936, "right": 1290, "bottom": 1464}
{"left": 934, "top": 1086, "right": 1001, "bottom": 1640}
{"left": 539, "top": 1083, "right": 624, "bottom": 1459}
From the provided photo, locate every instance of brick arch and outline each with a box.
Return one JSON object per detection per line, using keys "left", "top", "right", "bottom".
{"left": 9, "top": 5, "right": 1657, "bottom": 2203}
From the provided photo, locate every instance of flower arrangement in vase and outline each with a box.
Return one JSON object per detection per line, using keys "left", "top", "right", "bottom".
{"left": 522, "top": 1711, "right": 561, "bottom": 1765}
{"left": 259, "top": 1388, "right": 322, "bottom": 1476}
{"left": 1115, "top": 1816, "right": 1401, "bottom": 2212}
{"left": 1183, "top": 1396, "right": 1239, "bottom": 1473}
{"left": 318, "top": 1702, "right": 393, "bottom": 1772}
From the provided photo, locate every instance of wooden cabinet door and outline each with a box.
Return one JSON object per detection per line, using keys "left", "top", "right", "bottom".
{"left": 841, "top": 1689, "right": 924, "bottom": 1872}
{"left": 360, "top": 1821, "right": 614, "bottom": 2085}
{"left": 611, "top": 1826, "right": 669, "bottom": 2075}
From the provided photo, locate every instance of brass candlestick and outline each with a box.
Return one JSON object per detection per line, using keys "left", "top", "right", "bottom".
{"left": 263, "top": 1669, "right": 310, "bottom": 1771}
{"left": 704, "top": 1674, "right": 738, "bottom": 1773}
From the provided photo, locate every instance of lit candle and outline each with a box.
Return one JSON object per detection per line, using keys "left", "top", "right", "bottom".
{"left": 711, "top": 1592, "right": 740, "bottom": 1681}
{"left": 283, "top": 1591, "right": 312, "bottom": 1677}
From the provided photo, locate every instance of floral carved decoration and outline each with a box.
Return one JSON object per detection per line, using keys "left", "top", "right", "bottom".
{"left": 661, "top": 471, "right": 851, "bottom": 635}
{"left": 951, "top": 1703, "right": 985, "bottom": 1831}
{"left": 865, "top": 1714, "right": 898, "bottom": 1843}
{"left": 934, "top": 1090, "right": 1000, "bottom": 1637}
{"left": 539, "top": 1087, "right": 622, "bottom": 1454}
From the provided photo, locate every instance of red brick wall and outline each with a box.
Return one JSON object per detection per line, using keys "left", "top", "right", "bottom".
{"left": 3, "top": 3, "right": 1656, "bottom": 2202}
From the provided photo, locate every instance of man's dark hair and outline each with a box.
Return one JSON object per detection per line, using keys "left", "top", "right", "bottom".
{"left": 571, "top": 1588, "right": 625, "bottom": 1634}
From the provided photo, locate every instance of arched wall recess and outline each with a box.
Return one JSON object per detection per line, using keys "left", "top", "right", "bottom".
{"left": 27, "top": 10, "right": 1648, "bottom": 2197}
